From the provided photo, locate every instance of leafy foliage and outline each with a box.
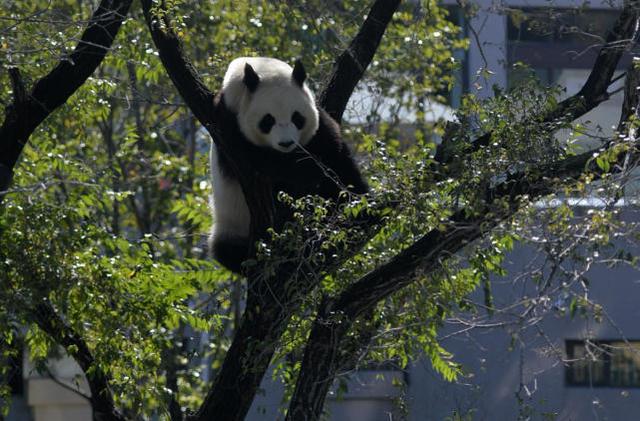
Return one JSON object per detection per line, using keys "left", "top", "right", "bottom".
{"left": 1, "top": 0, "right": 639, "bottom": 419}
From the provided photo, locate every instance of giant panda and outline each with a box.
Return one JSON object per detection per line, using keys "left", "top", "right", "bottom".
{"left": 210, "top": 57, "right": 368, "bottom": 273}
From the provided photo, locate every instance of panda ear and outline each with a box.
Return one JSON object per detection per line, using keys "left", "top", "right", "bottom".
{"left": 292, "top": 59, "right": 306, "bottom": 87}
{"left": 243, "top": 63, "right": 260, "bottom": 93}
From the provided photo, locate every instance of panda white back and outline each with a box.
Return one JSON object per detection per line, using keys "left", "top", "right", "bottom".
{"left": 209, "top": 144, "right": 250, "bottom": 240}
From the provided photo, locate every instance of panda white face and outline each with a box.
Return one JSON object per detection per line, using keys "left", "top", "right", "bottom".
{"left": 222, "top": 58, "right": 320, "bottom": 153}
{"left": 239, "top": 84, "right": 317, "bottom": 153}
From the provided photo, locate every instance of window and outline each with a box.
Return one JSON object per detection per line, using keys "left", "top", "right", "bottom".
{"left": 566, "top": 340, "right": 640, "bottom": 388}
{"left": 507, "top": 8, "right": 618, "bottom": 44}
{"left": 506, "top": 8, "right": 621, "bottom": 70}
{"left": 504, "top": 6, "right": 628, "bottom": 149}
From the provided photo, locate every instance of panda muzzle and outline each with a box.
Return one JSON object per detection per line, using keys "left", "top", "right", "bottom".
{"left": 278, "top": 140, "right": 295, "bottom": 148}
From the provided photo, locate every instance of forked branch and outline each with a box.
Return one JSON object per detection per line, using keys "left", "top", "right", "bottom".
{"left": 289, "top": 3, "right": 640, "bottom": 415}
{"left": 436, "top": 0, "right": 640, "bottom": 167}
{"left": 319, "top": 0, "right": 402, "bottom": 123}
{"left": 141, "top": 0, "right": 398, "bottom": 419}
{"left": 0, "top": 0, "right": 133, "bottom": 198}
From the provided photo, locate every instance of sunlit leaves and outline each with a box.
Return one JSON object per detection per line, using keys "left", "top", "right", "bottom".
{"left": 5, "top": 0, "right": 638, "bottom": 417}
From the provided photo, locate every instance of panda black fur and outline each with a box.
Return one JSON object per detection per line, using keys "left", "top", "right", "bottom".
{"left": 210, "top": 57, "right": 368, "bottom": 273}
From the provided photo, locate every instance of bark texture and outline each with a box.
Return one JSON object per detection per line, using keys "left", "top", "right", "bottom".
{"left": 287, "top": 2, "right": 640, "bottom": 417}
{"left": 0, "top": 0, "right": 133, "bottom": 197}
{"left": 1, "top": 1, "right": 132, "bottom": 420}
{"left": 319, "top": 0, "right": 402, "bottom": 123}
{"left": 141, "top": 0, "right": 400, "bottom": 419}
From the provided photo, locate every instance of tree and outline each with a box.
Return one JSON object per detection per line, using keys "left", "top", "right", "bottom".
{"left": 1, "top": 0, "right": 639, "bottom": 420}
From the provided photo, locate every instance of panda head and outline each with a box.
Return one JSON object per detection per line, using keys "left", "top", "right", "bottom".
{"left": 222, "top": 57, "right": 320, "bottom": 153}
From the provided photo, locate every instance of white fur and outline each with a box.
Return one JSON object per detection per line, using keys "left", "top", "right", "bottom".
{"left": 222, "top": 57, "right": 319, "bottom": 152}
{"left": 211, "top": 57, "right": 320, "bottom": 245}
{"left": 209, "top": 144, "right": 250, "bottom": 240}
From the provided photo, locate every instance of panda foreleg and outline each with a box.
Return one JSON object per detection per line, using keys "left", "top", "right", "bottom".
{"left": 210, "top": 143, "right": 252, "bottom": 273}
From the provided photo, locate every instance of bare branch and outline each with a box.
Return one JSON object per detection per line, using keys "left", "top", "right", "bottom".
{"left": 44, "top": 367, "right": 91, "bottom": 402}
{"left": 319, "top": 0, "right": 402, "bottom": 122}
{"left": 0, "top": 0, "right": 133, "bottom": 199}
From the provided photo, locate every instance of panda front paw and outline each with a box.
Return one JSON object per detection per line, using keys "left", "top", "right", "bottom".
{"left": 210, "top": 235, "right": 249, "bottom": 274}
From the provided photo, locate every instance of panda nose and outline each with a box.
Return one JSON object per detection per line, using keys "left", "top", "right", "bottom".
{"left": 279, "top": 140, "right": 294, "bottom": 148}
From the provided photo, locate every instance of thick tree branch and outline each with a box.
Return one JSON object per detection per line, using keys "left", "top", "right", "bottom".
{"left": 285, "top": 301, "right": 379, "bottom": 420}
{"left": 294, "top": 101, "right": 640, "bottom": 421}
{"left": 289, "top": 26, "right": 640, "bottom": 415}
{"left": 190, "top": 296, "right": 290, "bottom": 421}
{"left": 319, "top": 0, "right": 402, "bottom": 123}
{"left": 141, "top": 0, "right": 275, "bottom": 242}
{"left": 141, "top": 1, "right": 398, "bottom": 418}
{"left": 618, "top": 59, "right": 640, "bottom": 132}
{"left": 140, "top": 3, "right": 294, "bottom": 420}
{"left": 0, "top": 0, "right": 133, "bottom": 199}
{"left": 141, "top": 3, "right": 285, "bottom": 420}
{"left": 139, "top": 1, "right": 214, "bottom": 130}
{"left": 190, "top": 205, "right": 385, "bottom": 421}
{"left": 1, "top": 4, "right": 132, "bottom": 416}
{"left": 33, "top": 302, "right": 125, "bottom": 421}
{"left": 287, "top": 149, "right": 622, "bottom": 418}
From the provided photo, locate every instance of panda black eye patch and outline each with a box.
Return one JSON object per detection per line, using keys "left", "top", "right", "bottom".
{"left": 259, "top": 113, "right": 276, "bottom": 134}
{"left": 291, "top": 111, "right": 306, "bottom": 130}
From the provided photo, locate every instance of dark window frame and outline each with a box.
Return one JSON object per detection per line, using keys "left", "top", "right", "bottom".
{"left": 565, "top": 339, "right": 640, "bottom": 388}
{"left": 506, "top": 7, "right": 631, "bottom": 70}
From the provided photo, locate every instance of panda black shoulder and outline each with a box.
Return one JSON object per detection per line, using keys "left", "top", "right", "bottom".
{"left": 305, "top": 108, "right": 345, "bottom": 155}
{"left": 305, "top": 108, "right": 369, "bottom": 195}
